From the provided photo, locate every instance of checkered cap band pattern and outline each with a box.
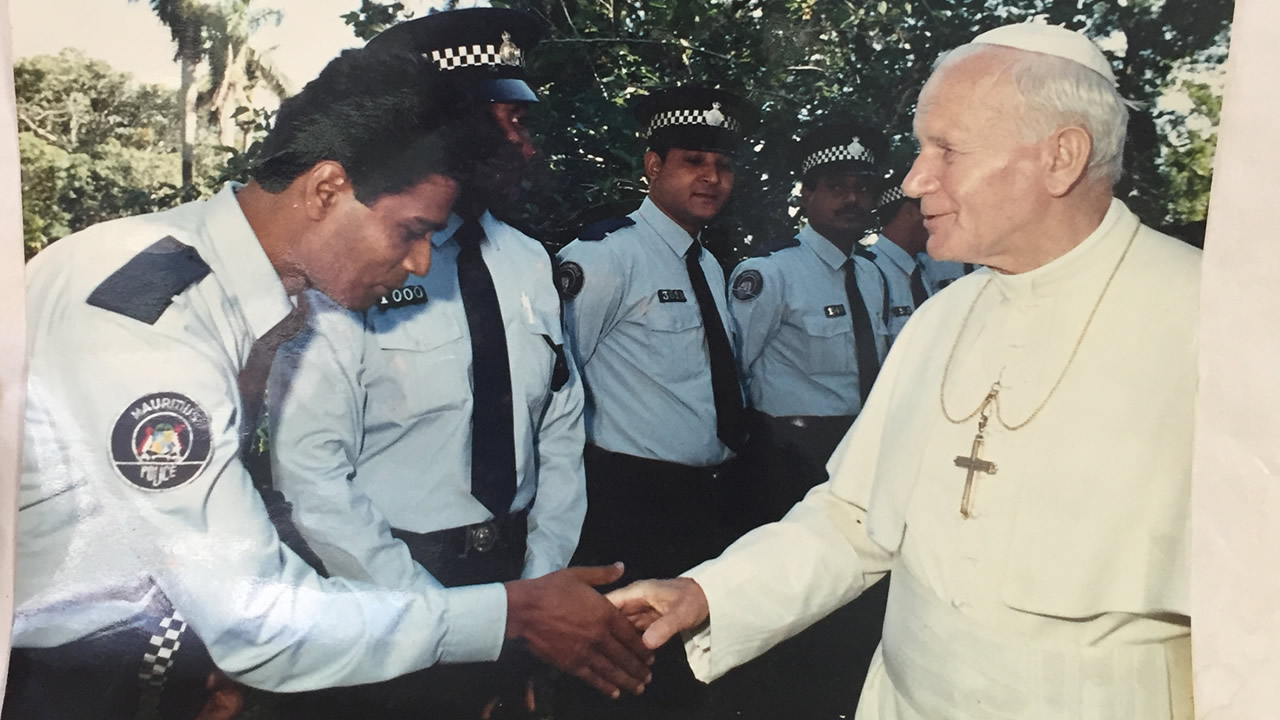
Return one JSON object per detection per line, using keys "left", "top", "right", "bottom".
{"left": 137, "top": 610, "right": 188, "bottom": 688}
{"left": 430, "top": 44, "right": 524, "bottom": 70}
{"left": 879, "top": 184, "right": 905, "bottom": 208}
{"left": 801, "top": 142, "right": 877, "bottom": 175}
{"left": 648, "top": 108, "right": 741, "bottom": 135}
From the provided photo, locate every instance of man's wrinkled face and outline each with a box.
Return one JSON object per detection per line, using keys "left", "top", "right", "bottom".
{"left": 314, "top": 174, "right": 459, "bottom": 310}
{"left": 904, "top": 50, "right": 1049, "bottom": 270}
{"left": 645, "top": 147, "right": 736, "bottom": 235}
{"left": 800, "top": 171, "right": 878, "bottom": 242}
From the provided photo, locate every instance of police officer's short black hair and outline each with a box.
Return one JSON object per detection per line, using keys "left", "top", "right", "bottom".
{"left": 254, "top": 46, "right": 483, "bottom": 205}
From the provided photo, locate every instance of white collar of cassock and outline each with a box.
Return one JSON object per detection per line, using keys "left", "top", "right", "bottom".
{"left": 987, "top": 198, "right": 1131, "bottom": 301}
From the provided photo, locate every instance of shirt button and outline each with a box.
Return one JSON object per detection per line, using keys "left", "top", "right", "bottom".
{"left": 951, "top": 598, "right": 964, "bottom": 609}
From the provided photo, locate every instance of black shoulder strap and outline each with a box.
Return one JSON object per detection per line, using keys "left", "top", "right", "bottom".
{"left": 763, "top": 235, "right": 802, "bottom": 257}
{"left": 87, "top": 236, "right": 211, "bottom": 325}
{"left": 855, "top": 247, "right": 892, "bottom": 328}
{"left": 578, "top": 216, "right": 636, "bottom": 242}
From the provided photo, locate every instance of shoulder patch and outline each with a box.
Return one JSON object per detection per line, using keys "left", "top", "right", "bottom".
{"left": 110, "top": 392, "right": 212, "bottom": 492}
{"left": 87, "top": 236, "right": 211, "bottom": 325}
{"left": 732, "top": 269, "right": 764, "bottom": 301}
{"left": 556, "top": 261, "right": 585, "bottom": 300}
{"left": 577, "top": 216, "right": 636, "bottom": 242}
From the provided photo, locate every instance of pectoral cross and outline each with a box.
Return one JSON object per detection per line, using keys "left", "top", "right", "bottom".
{"left": 954, "top": 387, "right": 999, "bottom": 518}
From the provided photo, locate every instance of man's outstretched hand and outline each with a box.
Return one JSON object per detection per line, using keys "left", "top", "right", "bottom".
{"left": 504, "top": 563, "right": 654, "bottom": 699}
{"left": 606, "top": 577, "right": 710, "bottom": 650}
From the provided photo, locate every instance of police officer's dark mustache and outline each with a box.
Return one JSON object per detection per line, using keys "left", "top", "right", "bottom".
{"left": 836, "top": 204, "right": 868, "bottom": 220}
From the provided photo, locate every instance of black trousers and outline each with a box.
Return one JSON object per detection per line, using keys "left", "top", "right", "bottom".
{"left": 737, "top": 410, "right": 856, "bottom": 527}
{"left": 277, "top": 512, "right": 533, "bottom": 720}
{"left": 555, "top": 445, "right": 739, "bottom": 720}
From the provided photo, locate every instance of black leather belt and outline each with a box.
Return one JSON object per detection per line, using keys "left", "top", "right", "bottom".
{"left": 583, "top": 445, "right": 732, "bottom": 482}
{"left": 390, "top": 509, "right": 529, "bottom": 588}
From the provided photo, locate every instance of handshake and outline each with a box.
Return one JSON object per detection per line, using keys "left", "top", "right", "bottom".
{"left": 503, "top": 563, "right": 710, "bottom": 698}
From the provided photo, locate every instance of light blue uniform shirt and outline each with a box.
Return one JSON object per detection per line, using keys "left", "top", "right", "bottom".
{"left": 557, "top": 197, "right": 738, "bottom": 467}
{"left": 16, "top": 185, "right": 506, "bottom": 692}
{"left": 868, "top": 234, "right": 922, "bottom": 339}
{"left": 727, "top": 223, "right": 890, "bottom": 418}
{"left": 268, "top": 211, "right": 586, "bottom": 588}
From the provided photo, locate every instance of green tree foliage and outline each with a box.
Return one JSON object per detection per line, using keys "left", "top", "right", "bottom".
{"left": 15, "top": 50, "right": 188, "bottom": 258}
{"left": 1161, "top": 76, "right": 1222, "bottom": 235}
{"left": 346, "top": 0, "right": 1232, "bottom": 264}
{"left": 131, "top": 0, "right": 286, "bottom": 183}
{"left": 202, "top": 1, "right": 291, "bottom": 150}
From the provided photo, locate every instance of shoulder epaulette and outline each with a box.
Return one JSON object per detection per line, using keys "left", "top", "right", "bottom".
{"left": 577, "top": 216, "right": 635, "bottom": 242}
{"left": 87, "top": 236, "right": 211, "bottom": 325}
{"left": 762, "top": 235, "right": 802, "bottom": 257}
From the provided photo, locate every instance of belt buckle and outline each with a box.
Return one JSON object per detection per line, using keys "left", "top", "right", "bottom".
{"left": 465, "top": 520, "right": 499, "bottom": 555}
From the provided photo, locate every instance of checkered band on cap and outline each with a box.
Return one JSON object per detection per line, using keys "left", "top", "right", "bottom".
{"left": 430, "top": 33, "right": 524, "bottom": 70}
{"left": 648, "top": 103, "right": 741, "bottom": 136}
{"left": 137, "top": 610, "right": 189, "bottom": 689}
{"left": 802, "top": 139, "right": 877, "bottom": 175}
{"left": 879, "top": 184, "right": 905, "bottom": 208}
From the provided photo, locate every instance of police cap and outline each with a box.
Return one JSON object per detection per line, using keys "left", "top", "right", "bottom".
{"left": 794, "top": 121, "right": 889, "bottom": 182}
{"left": 366, "top": 8, "right": 544, "bottom": 103}
{"left": 633, "top": 85, "right": 758, "bottom": 155}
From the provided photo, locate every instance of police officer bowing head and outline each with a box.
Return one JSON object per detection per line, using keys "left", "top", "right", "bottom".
{"left": 245, "top": 48, "right": 488, "bottom": 310}
{"left": 367, "top": 7, "right": 545, "bottom": 211}
{"left": 634, "top": 86, "right": 758, "bottom": 235}
{"left": 795, "top": 121, "right": 889, "bottom": 254}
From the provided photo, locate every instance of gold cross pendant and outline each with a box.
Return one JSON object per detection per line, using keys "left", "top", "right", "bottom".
{"left": 953, "top": 389, "right": 999, "bottom": 518}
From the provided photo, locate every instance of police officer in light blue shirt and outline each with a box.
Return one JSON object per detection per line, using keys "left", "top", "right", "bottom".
{"left": 727, "top": 121, "right": 891, "bottom": 520}
{"left": 8, "top": 44, "right": 651, "bottom": 720}
{"left": 554, "top": 85, "right": 757, "bottom": 720}
{"left": 723, "top": 119, "right": 894, "bottom": 720}
{"left": 267, "top": 9, "right": 589, "bottom": 720}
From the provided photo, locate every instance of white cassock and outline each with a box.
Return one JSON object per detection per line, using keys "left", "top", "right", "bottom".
{"left": 683, "top": 199, "right": 1197, "bottom": 719}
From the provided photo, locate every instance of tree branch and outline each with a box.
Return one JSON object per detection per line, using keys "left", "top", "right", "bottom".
{"left": 17, "top": 110, "right": 63, "bottom": 145}
{"left": 542, "top": 36, "right": 737, "bottom": 63}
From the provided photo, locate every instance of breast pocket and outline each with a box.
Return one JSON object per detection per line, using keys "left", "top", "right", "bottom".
{"left": 368, "top": 307, "right": 470, "bottom": 419}
{"left": 645, "top": 306, "right": 705, "bottom": 383}
{"left": 800, "top": 316, "right": 856, "bottom": 374}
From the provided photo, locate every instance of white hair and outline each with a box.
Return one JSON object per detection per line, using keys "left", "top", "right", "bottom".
{"left": 933, "top": 44, "right": 1139, "bottom": 187}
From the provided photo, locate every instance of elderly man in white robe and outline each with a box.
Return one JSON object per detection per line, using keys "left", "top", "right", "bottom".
{"left": 607, "top": 22, "right": 1197, "bottom": 720}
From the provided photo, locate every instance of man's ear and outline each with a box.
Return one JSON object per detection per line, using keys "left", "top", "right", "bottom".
{"left": 798, "top": 182, "right": 814, "bottom": 215}
{"left": 643, "top": 150, "right": 664, "bottom": 183}
{"left": 1043, "top": 126, "right": 1093, "bottom": 197}
{"left": 299, "top": 161, "right": 354, "bottom": 220}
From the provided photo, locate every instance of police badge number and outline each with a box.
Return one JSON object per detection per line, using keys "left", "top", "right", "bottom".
{"left": 110, "top": 392, "right": 212, "bottom": 491}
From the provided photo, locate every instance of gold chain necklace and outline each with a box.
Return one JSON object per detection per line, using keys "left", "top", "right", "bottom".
{"left": 940, "top": 220, "right": 1139, "bottom": 517}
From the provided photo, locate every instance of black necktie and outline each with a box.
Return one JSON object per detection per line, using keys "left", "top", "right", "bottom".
{"left": 685, "top": 241, "right": 746, "bottom": 453}
{"left": 843, "top": 258, "right": 882, "bottom": 404}
{"left": 455, "top": 218, "right": 517, "bottom": 517}
{"left": 909, "top": 262, "right": 929, "bottom": 307}
{"left": 238, "top": 296, "right": 310, "bottom": 459}
{"left": 238, "top": 295, "right": 330, "bottom": 573}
